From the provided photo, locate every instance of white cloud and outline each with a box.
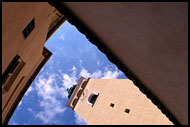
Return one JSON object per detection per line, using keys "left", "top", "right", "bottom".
{"left": 59, "top": 66, "right": 77, "bottom": 98}
{"left": 80, "top": 67, "right": 121, "bottom": 79}
{"left": 59, "top": 35, "right": 65, "bottom": 40}
{"left": 80, "top": 68, "right": 102, "bottom": 79}
{"left": 34, "top": 74, "right": 66, "bottom": 124}
{"left": 92, "top": 70, "right": 102, "bottom": 78}
{"left": 33, "top": 66, "right": 79, "bottom": 124}
{"left": 62, "top": 73, "right": 76, "bottom": 89}
{"left": 97, "top": 60, "right": 100, "bottom": 66}
{"left": 33, "top": 65, "right": 122, "bottom": 124}
{"left": 80, "top": 68, "right": 91, "bottom": 78}
{"left": 101, "top": 69, "right": 121, "bottom": 79}
{"left": 79, "top": 60, "right": 83, "bottom": 67}
{"left": 25, "top": 86, "right": 34, "bottom": 96}
{"left": 27, "top": 107, "right": 33, "bottom": 113}
{"left": 71, "top": 66, "right": 77, "bottom": 71}
{"left": 74, "top": 112, "right": 88, "bottom": 125}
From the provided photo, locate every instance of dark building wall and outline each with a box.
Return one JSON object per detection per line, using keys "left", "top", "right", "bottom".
{"left": 51, "top": 2, "right": 188, "bottom": 124}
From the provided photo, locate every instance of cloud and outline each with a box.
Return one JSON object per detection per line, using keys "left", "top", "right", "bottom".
{"left": 74, "top": 112, "right": 88, "bottom": 125}
{"left": 79, "top": 60, "right": 83, "bottom": 67}
{"left": 27, "top": 107, "right": 33, "bottom": 113}
{"left": 80, "top": 68, "right": 91, "bottom": 78}
{"left": 71, "top": 66, "right": 77, "bottom": 71}
{"left": 80, "top": 68, "right": 102, "bottom": 79}
{"left": 62, "top": 73, "right": 76, "bottom": 89}
{"left": 33, "top": 65, "right": 122, "bottom": 124}
{"left": 59, "top": 65, "right": 121, "bottom": 99}
{"left": 59, "top": 35, "right": 65, "bottom": 40}
{"left": 97, "top": 60, "right": 100, "bottom": 66}
{"left": 33, "top": 65, "right": 80, "bottom": 124}
{"left": 25, "top": 86, "right": 34, "bottom": 96}
{"left": 80, "top": 67, "right": 121, "bottom": 79}
{"left": 59, "top": 66, "right": 77, "bottom": 98}
{"left": 34, "top": 74, "right": 66, "bottom": 124}
{"left": 101, "top": 69, "right": 121, "bottom": 79}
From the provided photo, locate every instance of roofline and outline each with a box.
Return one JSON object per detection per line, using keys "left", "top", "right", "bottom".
{"left": 46, "top": 15, "right": 67, "bottom": 41}
{"left": 48, "top": 2, "right": 180, "bottom": 125}
{"left": 66, "top": 77, "right": 88, "bottom": 110}
{"left": 3, "top": 47, "right": 52, "bottom": 125}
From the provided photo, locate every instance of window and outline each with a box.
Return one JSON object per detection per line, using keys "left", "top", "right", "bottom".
{"left": 81, "top": 81, "right": 87, "bottom": 89}
{"left": 110, "top": 103, "right": 114, "bottom": 107}
{"left": 72, "top": 98, "right": 78, "bottom": 107}
{"left": 87, "top": 92, "right": 99, "bottom": 107}
{"left": 22, "top": 18, "right": 35, "bottom": 39}
{"left": 2, "top": 55, "right": 25, "bottom": 94}
{"left": 77, "top": 89, "right": 82, "bottom": 98}
{"left": 124, "top": 108, "right": 130, "bottom": 114}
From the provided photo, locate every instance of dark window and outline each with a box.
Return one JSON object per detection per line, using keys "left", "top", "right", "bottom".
{"left": 77, "top": 90, "right": 82, "bottom": 97}
{"left": 2, "top": 55, "right": 25, "bottom": 94}
{"left": 22, "top": 18, "right": 35, "bottom": 39}
{"left": 125, "top": 108, "right": 130, "bottom": 114}
{"left": 88, "top": 93, "right": 99, "bottom": 106}
{"left": 2, "top": 55, "right": 20, "bottom": 85}
{"left": 72, "top": 98, "right": 78, "bottom": 107}
{"left": 110, "top": 103, "right": 114, "bottom": 107}
{"left": 89, "top": 95, "right": 98, "bottom": 104}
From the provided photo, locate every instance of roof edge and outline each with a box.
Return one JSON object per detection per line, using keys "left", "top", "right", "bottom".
{"left": 48, "top": 2, "right": 180, "bottom": 125}
{"left": 3, "top": 47, "right": 52, "bottom": 125}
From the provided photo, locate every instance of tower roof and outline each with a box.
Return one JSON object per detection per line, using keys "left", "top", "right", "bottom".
{"left": 67, "top": 84, "right": 77, "bottom": 98}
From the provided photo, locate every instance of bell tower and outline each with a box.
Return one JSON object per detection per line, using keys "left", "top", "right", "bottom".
{"left": 66, "top": 77, "right": 173, "bottom": 125}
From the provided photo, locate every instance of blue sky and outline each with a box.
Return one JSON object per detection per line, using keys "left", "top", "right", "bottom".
{"left": 8, "top": 21, "right": 127, "bottom": 125}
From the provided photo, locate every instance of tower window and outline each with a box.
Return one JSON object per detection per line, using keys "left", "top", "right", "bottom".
{"left": 125, "top": 108, "right": 130, "bottom": 114}
{"left": 87, "top": 92, "right": 99, "bottom": 107}
{"left": 22, "top": 18, "right": 35, "bottom": 39}
{"left": 110, "top": 103, "right": 114, "bottom": 107}
{"left": 77, "top": 89, "right": 83, "bottom": 98}
{"left": 72, "top": 98, "right": 78, "bottom": 107}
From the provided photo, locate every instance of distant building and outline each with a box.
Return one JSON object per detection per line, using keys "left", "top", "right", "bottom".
{"left": 67, "top": 77, "right": 173, "bottom": 125}
{"left": 2, "top": 2, "right": 66, "bottom": 124}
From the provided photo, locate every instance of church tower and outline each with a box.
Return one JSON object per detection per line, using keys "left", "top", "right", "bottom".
{"left": 66, "top": 77, "right": 173, "bottom": 125}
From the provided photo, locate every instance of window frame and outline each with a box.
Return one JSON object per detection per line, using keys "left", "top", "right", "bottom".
{"left": 124, "top": 108, "right": 130, "bottom": 114}
{"left": 22, "top": 18, "right": 35, "bottom": 39}
{"left": 2, "top": 55, "right": 25, "bottom": 94}
{"left": 87, "top": 92, "right": 99, "bottom": 107}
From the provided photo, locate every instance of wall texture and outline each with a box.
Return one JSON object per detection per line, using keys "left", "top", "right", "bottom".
{"left": 54, "top": 2, "right": 188, "bottom": 124}
{"left": 74, "top": 79, "right": 173, "bottom": 125}
{"left": 2, "top": 2, "right": 54, "bottom": 124}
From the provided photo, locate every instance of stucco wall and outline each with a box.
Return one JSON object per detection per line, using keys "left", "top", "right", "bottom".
{"left": 74, "top": 79, "right": 173, "bottom": 125}
{"left": 2, "top": 2, "right": 54, "bottom": 123}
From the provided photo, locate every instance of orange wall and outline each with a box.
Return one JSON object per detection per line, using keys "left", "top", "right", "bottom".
{"left": 2, "top": 2, "right": 54, "bottom": 123}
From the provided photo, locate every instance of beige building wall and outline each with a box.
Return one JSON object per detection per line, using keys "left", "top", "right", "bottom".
{"left": 2, "top": 2, "right": 55, "bottom": 124}
{"left": 73, "top": 79, "right": 173, "bottom": 125}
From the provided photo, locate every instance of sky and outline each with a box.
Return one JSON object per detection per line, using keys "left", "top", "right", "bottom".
{"left": 8, "top": 21, "right": 127, "bottom": 125}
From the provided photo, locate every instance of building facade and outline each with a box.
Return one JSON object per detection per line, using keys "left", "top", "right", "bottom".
{"left": 2, "top": 2, "right": 66, "bottom": 124}
{"left": 51, "top": 2, "right": 188, "bottom": 124}
{"left": 67, "top": 77, "right": 173, "bottom": 125}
